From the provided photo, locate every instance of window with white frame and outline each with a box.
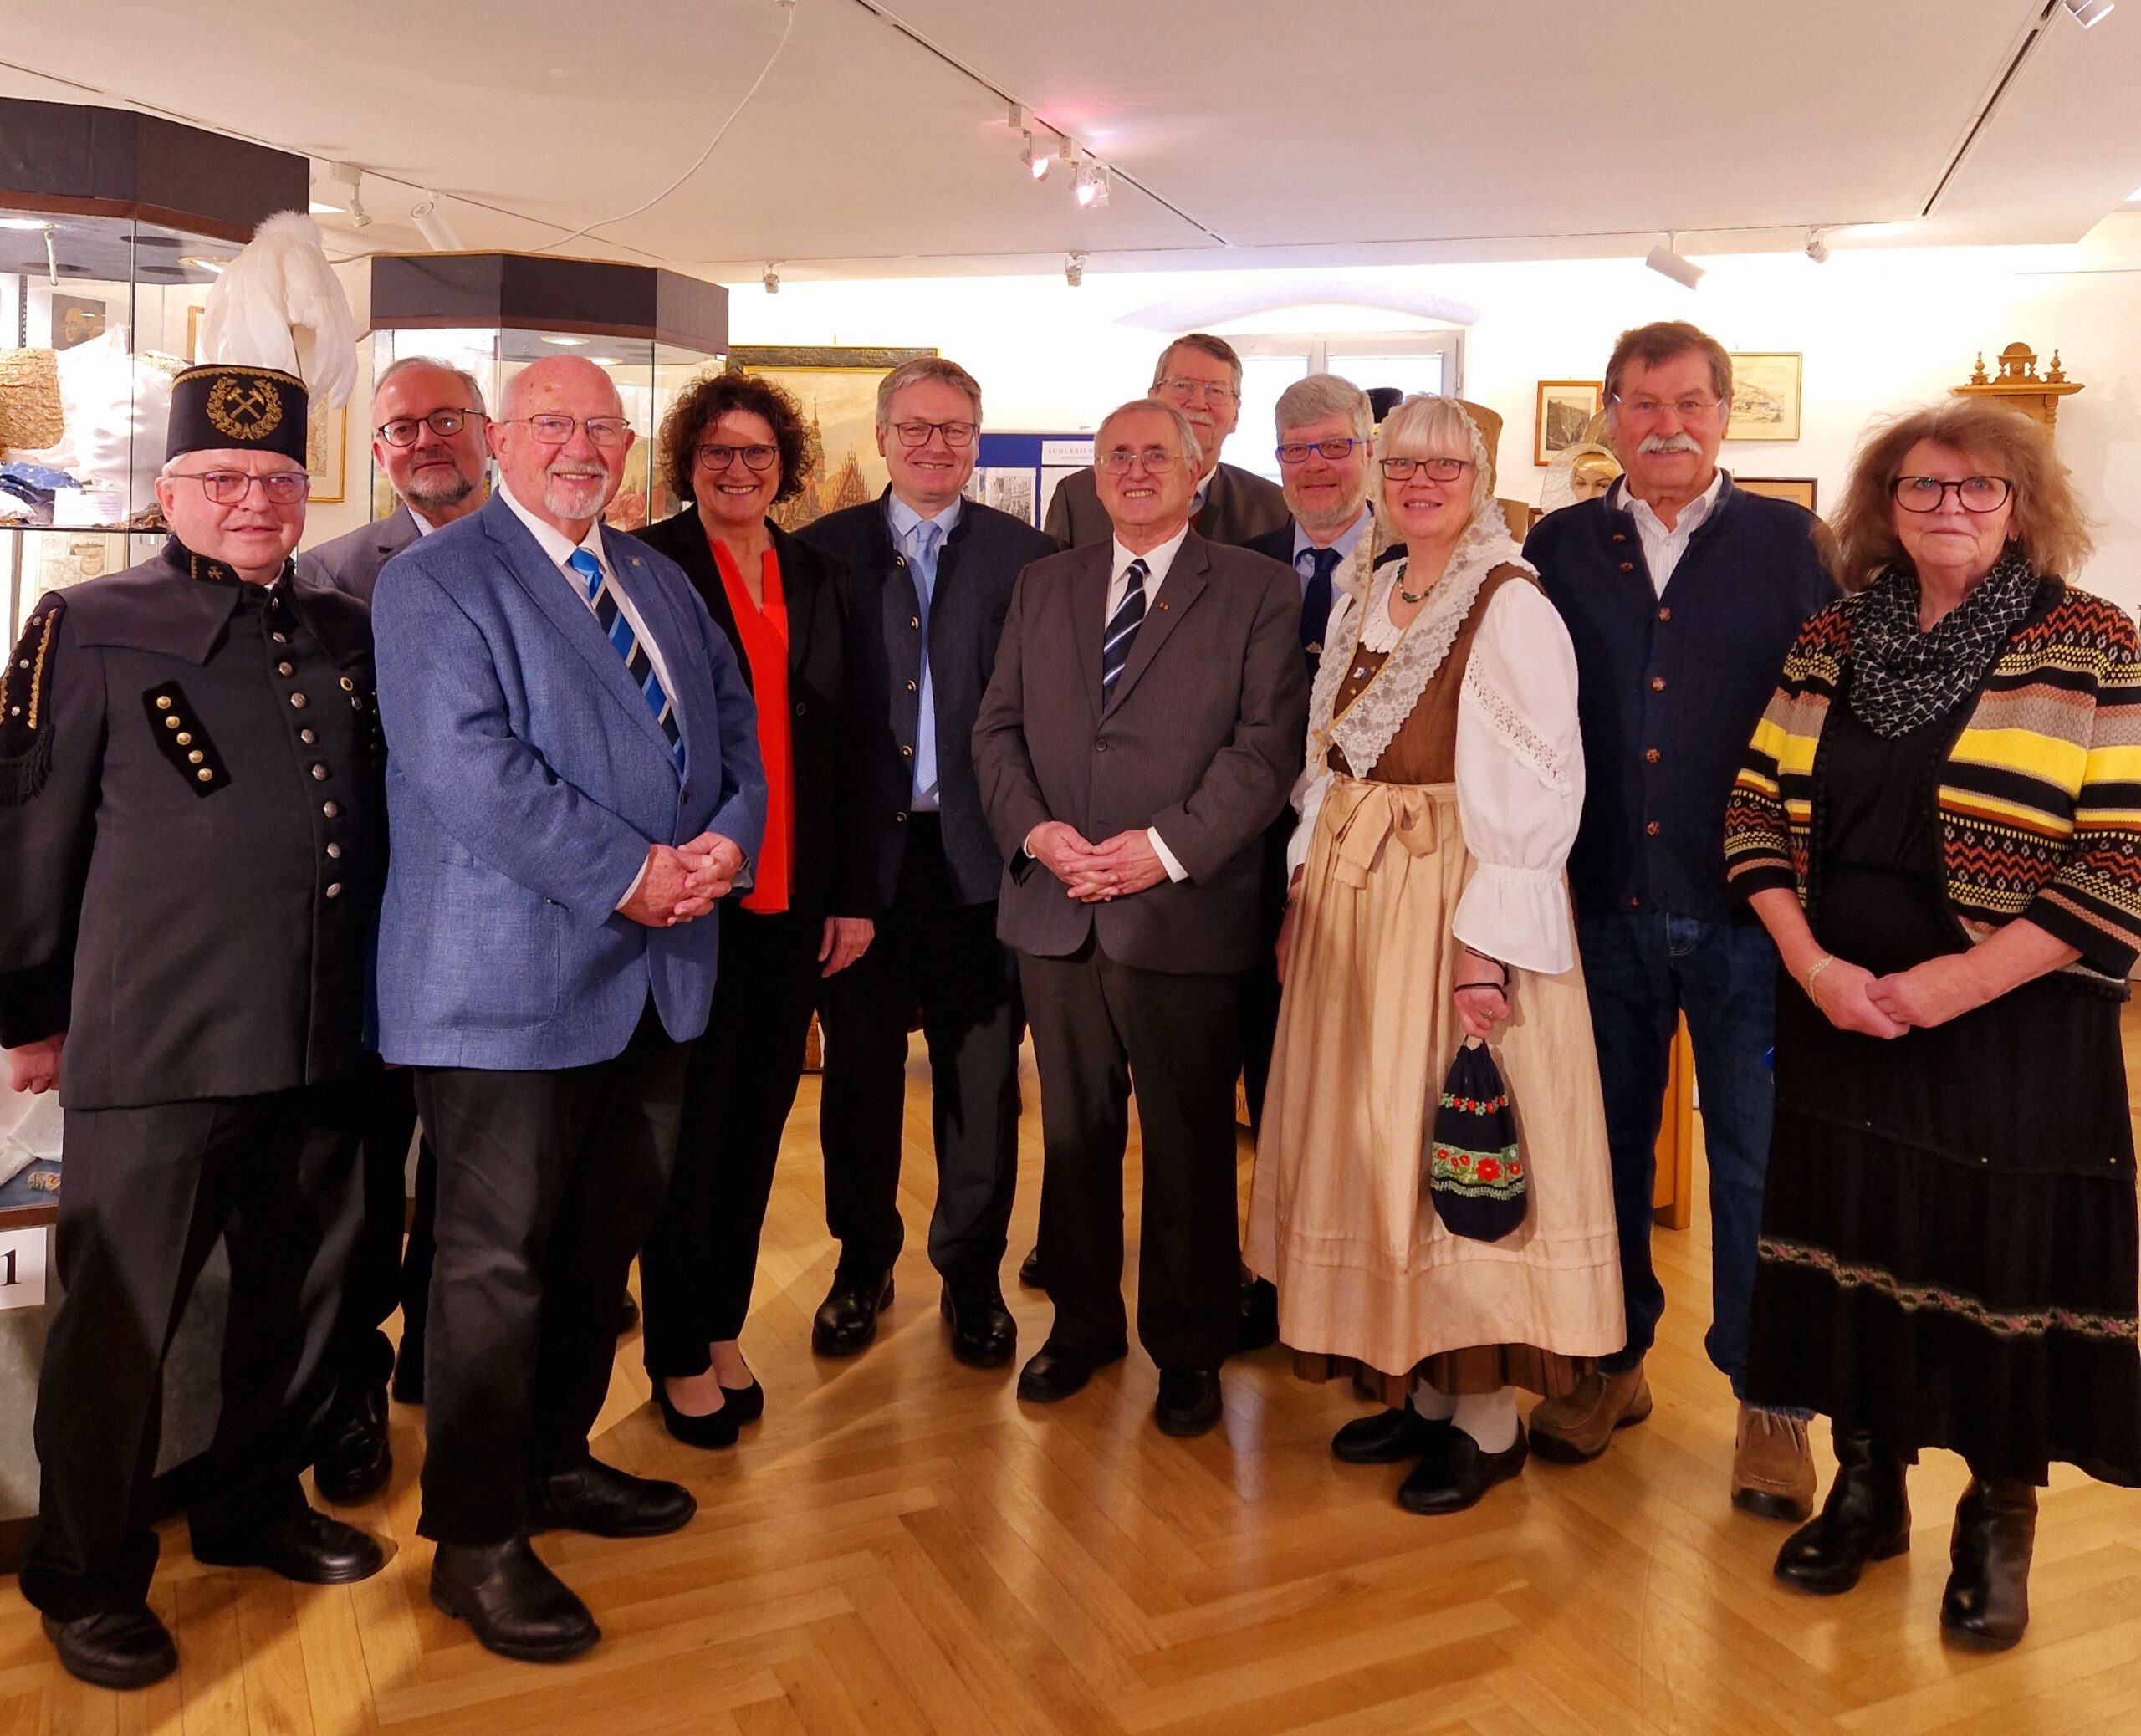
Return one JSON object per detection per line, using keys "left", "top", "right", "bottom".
{"left": 1229, "top": 333, "right": 1464, "bottom": 478}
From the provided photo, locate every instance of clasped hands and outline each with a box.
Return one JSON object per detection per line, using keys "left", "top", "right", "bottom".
{"left": 620, "top": 833, "right": 746, "bottom": 928}
{"left": 1027, "top": 821, "right": 1168, "bottom": 901}
{"left": 1806, "top": 952, "right": 1980, "bottom": 1039}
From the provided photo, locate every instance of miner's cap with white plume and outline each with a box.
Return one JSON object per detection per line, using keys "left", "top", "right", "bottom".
{"left": 196, "top": 210, "right": 358, "bottom": 411}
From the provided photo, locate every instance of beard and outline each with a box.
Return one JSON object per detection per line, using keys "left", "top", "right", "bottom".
{"left": 542, "top": 462, "right": 613, "bottom": 520}
{"left": 403, "top": 464, "right": 478, "bottom": 513}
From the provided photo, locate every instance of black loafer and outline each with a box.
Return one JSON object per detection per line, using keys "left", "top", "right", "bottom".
{"left": 1332, "top": 1405, "right": 1450, "bottom": 1465}
{"left": 811, "top": 1269, "right": 895, "bottom": 1356}
{"left": 529, "top": 1458, "right": 696, "bottom": 1538}
{"left": 192, "top": 1504, "right": 387, "bottom": 1584}
{"left": 431, "top": 1538, "right": 596, "bottom": 1663}
{"left": 1018, "top": 1245, "right": 1047, "bottom": 1290}
{"left": 41, "top": 1607, "right": 178, "bottom": 1691}
{"left": 942, "top": 1277, "right": 1017, "bottom": 1368}
{"left": 313, "top": 1379, "right": 393, "bottom": 1504}
{"left": 719, "top": 1373, "right": 764, "bottom": 1427}
{"left": 1154, "top": 1366, "right": 1224, "bottom": 1437}
{"left": 654, "top": 1381, "right": 740, "bottom": 1451}
{"left": 1234, "top": 1277, "right": 1280, "bottom": 1355}
{"left": 1016, "top": 1341, "right": 1124, "bottom": 1404}
{"left": 1395, "top": 1424, "right": 1529, "bottom": 1515}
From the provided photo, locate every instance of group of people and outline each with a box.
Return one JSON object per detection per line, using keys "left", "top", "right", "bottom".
{"left": 2, "top": 309, "right": 2135, "bottom": 1692}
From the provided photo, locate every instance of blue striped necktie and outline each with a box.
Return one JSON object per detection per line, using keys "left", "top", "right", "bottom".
{"left": 1101, "top": 556, "right": 1148, "bottom": 709}
{"left": 567, "top": 547, "right": 685, "bottom": 769}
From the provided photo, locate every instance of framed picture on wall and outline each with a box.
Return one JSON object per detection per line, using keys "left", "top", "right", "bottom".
{"left": 1728, "top": 353, "right": 1802, "bottom": 442}
{"left": 730, "top": 345, "right": 937, "bottom": 530}
{"left": 1535, "top": 380, "right": 1602, "bottom": 465}
{"left": 306, "top": 401, "right": 347, "bottom": 505}
{"left": 1735, "top": 476, "right": 1818, "bottom": 511}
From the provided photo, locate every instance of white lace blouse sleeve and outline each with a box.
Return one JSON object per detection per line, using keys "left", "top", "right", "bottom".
{"left": 1451, "top": 580, "right": 1585, "bottom": 975}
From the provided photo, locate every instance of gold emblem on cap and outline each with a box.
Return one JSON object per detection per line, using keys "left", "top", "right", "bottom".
{"left": 205, "top": 374, "right": 285, "bottom": 442}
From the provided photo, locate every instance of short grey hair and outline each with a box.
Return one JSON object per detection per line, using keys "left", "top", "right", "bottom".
{"left": 1275, "top": 373, "right": 1372, "bottom": 442}
{"left": 372, "top": 355, "right": 488, "bottom": 418}
{"left": 1150, "top": 333, "right": 1244, "bottom": 394}
{"left": 1375, "top": 394, "right": 1497, "bottom": 524}
{"left": 875, "top": 356, "right": 984, "bottom": 427}
{"left": 1095, "top": 397, "right": 1204, "bottom": 472}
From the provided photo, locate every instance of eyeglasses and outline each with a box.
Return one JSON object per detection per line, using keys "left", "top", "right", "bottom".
{"left": 1276, "top": 437, "right": 1367, "bottom": 464}
{"left": 1892, "top": 475, "right": 2012, "bottom": 513}
{"left": 1155, "top": 375, "right": 1239, "bottom": 403}
{"left": 1098, "top": 446, "right": 1186, "bottom": 474}
{"left": 697, "top": 442, "right": 779, "bottom": 472}
{"left": 166, "top": 469, "right": 309, "bottom": 506}
{"left": 1378, "top": 456, "right": 1472, "bottom": 482}
{"left": 376, "top": 408, "right": 483, "bottom": 447}
{"left": 889, "top": 419, "right": 978, "bottom": 449}
{"left": 498, "top": 414, "right": 632, "bottom": 448}
{"left": 1611, "top": 394, "right": 1725, "bottom": 420}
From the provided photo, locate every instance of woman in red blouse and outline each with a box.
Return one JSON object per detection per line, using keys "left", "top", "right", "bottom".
{"left": 636, "top": 374, "right": 868, "bottom": 1447}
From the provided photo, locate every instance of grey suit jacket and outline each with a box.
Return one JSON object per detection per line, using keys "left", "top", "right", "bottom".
{"left": 973, "top": 532, "right": 1308, "bottom": 974}
{"left": 299, "top": 503, "right": 422, "bottom": 605}
{"left": 1044, "top": 460, "right": 1288, "bottom": 550}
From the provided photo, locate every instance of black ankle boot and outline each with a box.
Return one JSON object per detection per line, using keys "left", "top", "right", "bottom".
{"left": 1773, "top": 1425, "right": 1910, "bottom": 1595}
{"left": 1940, "top": 1475, "right": 2036, "bottom": 1650}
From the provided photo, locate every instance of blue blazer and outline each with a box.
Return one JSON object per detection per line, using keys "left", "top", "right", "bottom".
{"left": 370, "top": 490, "right": 766, "bottom": 1070}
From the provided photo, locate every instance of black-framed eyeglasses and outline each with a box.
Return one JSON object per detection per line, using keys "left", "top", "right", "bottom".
{"left": 1276, "top": 437, "right": 1367, "bottom": 464}
{"left": 889, "top": 419, "right": 978, "bottom": 449}
{"left": 696, "top": 442, "right": 779, "bottom": 472}
{"left": 1891, "top": 474, "right": 2012, "bottom": 513}
{"left": 376, "top": 408, "right": 483, "bottom": 447}
{"left": 498, "top": 413, "right": 632, "bottom": 448}
{"left": 1379, "top": 456, "right": 1472, "bottom": 482}
{"left": 1098, "top": 445, "right": 1186, "bottom": 474}
{"left": 165, "top": 469, "right": 309, "bottom": 506}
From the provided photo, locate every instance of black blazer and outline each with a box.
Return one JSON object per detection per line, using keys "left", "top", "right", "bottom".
{"left": 798, "top": 489, "right": 1058, "bottom": 913}
{"left": 633, "top": 509, "right": 855, "bottom": 918}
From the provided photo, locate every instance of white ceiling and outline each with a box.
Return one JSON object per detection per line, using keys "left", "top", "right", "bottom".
{"left": 3, "top": 0, "right": 2137, "bottom": 279}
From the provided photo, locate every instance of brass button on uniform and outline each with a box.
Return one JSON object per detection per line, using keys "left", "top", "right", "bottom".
{"left": 1646, "top": 821, "right": 1662, "bottom": 836}
{"left": 163, "top": 715, "right": 181, "bottom": 731}
{"left": 1657, "top": 607, "right": 1672, "bottom": 622}
{"left": 196, "top": 768, "right": 213, "bottom": 784}
{"left": 311, "top": 764, "right": 330, "bottom": 781}
{"left": 1650, "top": 676, "right": 1666, "bottom": 692}
{"left": 899, "top": 744, "right": 914, "bottom": 758}
{"left": 906, "top": 679, "right": 917, "bottom": 692}
{"left": 300, "top": 728, "right": 316, "bottom": 744}
{"left": 321, "top": 800, "right": 339, "bottom": 818}
{"left": 893, "top": 811, "right": 907, "bottom": 825}
{"left": 187, "top": 750, "right": 204, "bottom": 764}
{"left": 1618, "top": 562, "right": 1635, "bottom": 573}
{"left": 290, "top": 692, "right": 307, "bottom": 710}
{"left": 176, "top": 732, "right": 192, "bottom": 745}
{"left": 278, "top": 661, "right": 294, "bottom": 677}
{"left": 324, "top": 883, "right": 343, "bottom": 899}
{"left": 156, "top": 695, "right": 173, "bottom": 712}
{"left": 326, "top": 843, "right": 342, "bottom": 859}
{"left": 1644, "top": 748, "right": 1662, "bottom": 763}
{"left": 340, "top": 677, "right": 355, "bottom": 693}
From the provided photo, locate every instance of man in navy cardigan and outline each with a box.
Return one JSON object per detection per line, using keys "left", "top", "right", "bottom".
{"left": 1525, "top": 322, "right": 1833, "bottom": 1520}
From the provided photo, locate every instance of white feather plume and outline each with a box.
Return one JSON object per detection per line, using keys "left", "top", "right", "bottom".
{"left": 197, "top": 212, "right": 358, "bottom": 409}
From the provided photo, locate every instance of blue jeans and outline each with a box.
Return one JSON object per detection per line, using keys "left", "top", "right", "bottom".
{"left": 1576, "top": 909, "right": 1778, "bottom": 1399}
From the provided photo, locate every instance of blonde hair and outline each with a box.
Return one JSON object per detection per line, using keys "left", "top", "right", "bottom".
{"left": 1374, "top": 394, "right": 1496, "bottom": 527}
{"left": 1830, "top": 398, "right": 2095, "bottom": 592}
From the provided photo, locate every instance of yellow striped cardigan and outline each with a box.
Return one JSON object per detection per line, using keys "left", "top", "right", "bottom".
{"left": 1724, "top": 580, "right": 2141, "bottom": 981}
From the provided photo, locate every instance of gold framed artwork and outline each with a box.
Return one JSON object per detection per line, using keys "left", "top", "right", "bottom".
{"left": 1728, "top": 353, "right": 1802, "bottom": 442}
{"left": 306, "top": 401, "right": 348, "bottom": 505}
{"left": 1534, "top": 380, "right": 1602, "bottom": 466}
{"left": 729, "top": 345, "right": 937, "bottom": 530}
{"left": 1735, "top": 476, "right": 1818, "bottom": 511}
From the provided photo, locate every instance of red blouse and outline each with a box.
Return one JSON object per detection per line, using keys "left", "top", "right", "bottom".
{"left": 710, "top": 538, "right": 791, "bottom": 914}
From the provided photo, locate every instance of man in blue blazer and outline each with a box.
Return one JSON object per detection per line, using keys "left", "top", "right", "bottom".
{"left": 371, "top": 355, "right": 764, "bottom": 1664}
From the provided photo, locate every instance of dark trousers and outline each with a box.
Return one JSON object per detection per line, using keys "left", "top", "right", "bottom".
{"left": 330, "top": 1068, "right": 418, "bottom": 1400}
{"left": 817, "top": 814, "right": 1023, "bottom": 1284}
{"left": 1576, "top": 909, "right": 1779, "bottom": 1396}
{"left": 414, "top": 1001, "right": 687, "bottom": 1545}
{"left": 1019, "top": 937, "right": 1244, "bottom": 1370}
{"left": 641, "top": 903, "right": 821, "bottom": 1376}
{"left": 397, "top": 1136, "right": 437, "bottom": 1381}
{"left": 22, "top": 1086, "right": 365, "bottom": 1619}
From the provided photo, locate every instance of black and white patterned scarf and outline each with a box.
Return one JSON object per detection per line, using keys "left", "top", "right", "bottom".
{"left": 1847, "top": 546, "right": 2041, "bottom": 738}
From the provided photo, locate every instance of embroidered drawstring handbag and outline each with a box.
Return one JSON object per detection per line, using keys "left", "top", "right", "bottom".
{"left": 1428, "top": 1038, "right": 1529, "bottom": 1242}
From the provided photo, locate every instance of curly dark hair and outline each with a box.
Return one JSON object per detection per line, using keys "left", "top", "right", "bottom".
{"left": 661, "top": 369, "right": 811, "bottom": 508}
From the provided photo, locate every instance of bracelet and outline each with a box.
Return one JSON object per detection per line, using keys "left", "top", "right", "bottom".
{"left": 1454, "top": 979, "right": 1509, "bottom": 995}
{"left": 1803, "top": 953, "right": 1837, "bottom": 998}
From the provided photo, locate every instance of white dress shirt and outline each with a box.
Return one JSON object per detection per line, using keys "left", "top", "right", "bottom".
{"left": 1613, "top": 469, "right": 1724, "bottom": 596}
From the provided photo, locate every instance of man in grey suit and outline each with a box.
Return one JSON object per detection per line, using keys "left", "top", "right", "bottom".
{"left": 1042, "top": 334, "right": 1288, "bottom": 549}
{"left": 975, "top": 399, "right": 1307, "bottom": 1437}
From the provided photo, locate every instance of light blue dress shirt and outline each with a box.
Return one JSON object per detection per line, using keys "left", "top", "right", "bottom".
{"left": 887, "top": 492, "right": 963, "bottom": 811}
{"left": 1289, "top": 505, "right": 1371, "bottom": 593}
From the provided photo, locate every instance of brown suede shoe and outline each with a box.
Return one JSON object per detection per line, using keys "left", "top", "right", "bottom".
{"left": 1528, "top": 1364, "right": 1653, "bottom": 1463}
{"left": 1732, "top": 1404, "right": 1817, "bottom": 1521}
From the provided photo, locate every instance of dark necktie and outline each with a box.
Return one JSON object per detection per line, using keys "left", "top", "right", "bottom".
{"left": 1300, "top": 544, "right": 1338, "bottom": 659}
{"left": 1101, "top": 556, "right": 1148, "bottom": 708}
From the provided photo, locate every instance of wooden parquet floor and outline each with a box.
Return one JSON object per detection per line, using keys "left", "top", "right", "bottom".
{"left": 6, "top": 1021, "right": 2141, "bottom": 1735}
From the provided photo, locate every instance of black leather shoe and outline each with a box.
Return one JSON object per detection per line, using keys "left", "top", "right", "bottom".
{"left": 942, "top": 1276, "right": 1017, "bottom": 1368}
{"left": 1396, "top": 1423, "right": 1528, "bottom": 1514}
{"left": 1016, "top": 1341, "right": 1124, "bottom": 1404}
{"left": 616, "top": 1293, "right": 640, "bottom": 1336}
{"left": 1018, "top": 1245, "right": 1046, "bottom": 1290}
{"left": 655, "top": 1380, "right": 741, "bottom": 1451}
{"left": 431, "top": 1538, "right": 597, "bottom": 1663}
{"left": 1235, "top": 1277, "right": 1280, "bottom": 1355}
{"left": 1154, "top": 1366, "right": 1224, "bottom": 1437}
{"left": 719, "top": 1373, "right": 764, "bottom": 1427}
{"left": 811, "top": 1268, "right": 894, "bottom": 1356}
{"left": 1332, "top": 1404, "right": 1451, "bottom": 1465}
{"left": 529, "top": 1458, "right": 696, "bottom": 1538}
{"left": 313, "top": 1379, "right": 392, "bottom": 1504}
{"left": 41, "top": 1608, "right": 177, "bottom": 1691}
{"left": 1775, "top": 1426, "right": 1911, "bottom": 1596}
{"left": 1940, "top": 1476, "right": 2036, "bottom": 1650}
{"left": 192, "top": 1505, "right": 386, "bottom": 1584}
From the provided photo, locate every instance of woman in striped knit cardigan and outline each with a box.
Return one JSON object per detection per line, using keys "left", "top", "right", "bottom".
{"left": 1723, "top": 398, "right": 2141, "bottom": 1652}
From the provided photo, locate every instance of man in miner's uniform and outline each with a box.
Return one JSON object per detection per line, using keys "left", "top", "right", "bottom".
{"left": 0, "top": 360, "right": 391, "bottom": 1693}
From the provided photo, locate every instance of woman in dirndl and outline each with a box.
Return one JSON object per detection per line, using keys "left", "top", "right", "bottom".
{"left": 1244, "top": 394, "right": 1624, "bottom": 1515}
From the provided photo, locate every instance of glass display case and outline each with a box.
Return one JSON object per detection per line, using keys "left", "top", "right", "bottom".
{"left": 365, "top": 253, "right": 731, "bottom": 533}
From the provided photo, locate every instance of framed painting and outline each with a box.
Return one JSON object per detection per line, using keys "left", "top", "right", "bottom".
{"left": 1728, "top": 353, "right": 1802, "bottom": 442}
{"left": 729, "top": 345, "right": 937, "bottom": 530}
{"left": 306, "top": 401, "right": 348, "bottom": 505}
{"left": 1735, "top": 476, "right": 1818, "bottom": 511}
{"left": 1535, "top": 380, "right": 1602, "bottom": 466}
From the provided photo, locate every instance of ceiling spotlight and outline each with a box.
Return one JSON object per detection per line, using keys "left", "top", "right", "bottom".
{"left": 316, "top": 160, "right": 370, "bottom": 228}
{"left": 2064, "top": 0, "right": 2115, "bottom": 26}
{"left": 409, "top": 192, "right": 463, "bottom": 252}
{"left": 1643, "top": 234, "right": 1704, "bottom": 290}
{"left": 1021, "top": 132, "right": 1051, "bottom": 181}
{"left": 1804, "top": 227, "right": 1830, "bottom": 263}
{"left": 763, "top": 262, "right": 781, "bottom": 294}
{"left": 1074, "top": 161, "right": 1111, "bottom": 210}
{"left": 1064, "top": 251, "right": 1086, "bottom": 288}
